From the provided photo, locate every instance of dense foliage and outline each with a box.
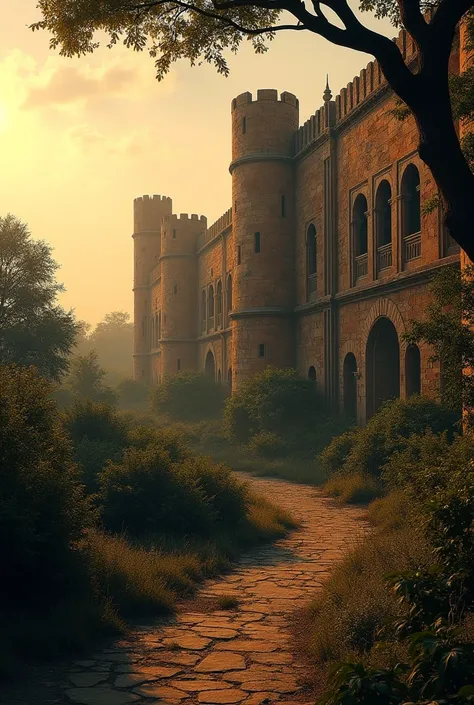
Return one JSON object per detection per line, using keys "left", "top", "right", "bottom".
{"left": 152, "top": 371, "right": 227, "bottom": 421}
{"left": 0, "top": 215, "right": 77, "bottom": 380}
{"left": 0, "top": 366, "right": 93, "bottom": 608}
{"left": 319, "top": 395, "right": 458, "bottom": 479}
{"left": 405, "top": 264, "right": 474, "bottom": 424}
{"left": 317, "top": 398, "right": 474, "bottom": 705}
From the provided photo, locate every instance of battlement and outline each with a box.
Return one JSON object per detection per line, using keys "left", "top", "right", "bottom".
{"left": 163, "top": 213, "right": 207, "bottom": 224}
{"left": 134, "top": 194, "right": 172, "bottom": 205}
{"left": 231, "top": 90, "right": 299, "bottom": 112}
{"left": 294, "top": 28, "right": 418, "bottom": 157}
{"left": 198, "top": 207, "right": 232, "bottom": 250}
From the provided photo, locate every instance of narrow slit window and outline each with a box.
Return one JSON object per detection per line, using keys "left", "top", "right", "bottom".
{"left": 242, "top": 116, "right": 247, "bottom": 134}
{"left": 237, "top": 245, "right": 242, "bottom": 264}
{"left": 172, "top": 229, "right": 177, "bottom": 239}
{"left": 177, "top": 359, "right": 181, "bottom": 371}
{"left": 258, "top": 343, "right": 265, "bottom": 358}
{"left": 173, "top": 284, "right": 178, "bottom": 294}
{"left": 254, "top": 232, "right": 261, "bottom": 253}
{"left": 234, "top": 200, "right": 237, "bottom": 213}
{"left": 281, "top": 195, "right": 286, "bottom": 218}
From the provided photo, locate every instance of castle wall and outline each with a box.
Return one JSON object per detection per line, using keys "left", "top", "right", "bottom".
{"left": 133, "top": 26, "right": 464, "bottom": 419}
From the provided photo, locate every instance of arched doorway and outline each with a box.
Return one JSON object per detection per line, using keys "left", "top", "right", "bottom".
{"left": 405, "top": 344, "right": 421, "bottom": 397}
{"left": 343, "top": 353, "right": 357, "bottom": 419}
{"left": 308, "top": 366, "right": 316, "bottom": 381}
{"left": 366, "top": 317, "right": 400, "bottom": 419}
{"left": 205, "top": 350, "right": 215, "bottom": 380}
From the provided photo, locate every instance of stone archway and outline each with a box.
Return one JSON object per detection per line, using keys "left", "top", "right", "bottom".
{"left": 343, "top": 353, "right": 358, "bottom": 419}
{"left": 205, "top": 350, "right": 215, "bottom": 380}
{"left": 308, "top": 366, "right": 316, "bottom": 381}
{"left": 366, "top": 317, "right": 400, "bottom": 419}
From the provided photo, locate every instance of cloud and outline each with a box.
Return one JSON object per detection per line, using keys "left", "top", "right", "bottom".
{"left": 24, "top": 64, "right": 137, "bottom": 109}
{"left": 67, "top": 123, "right": 149, "bottom": 156}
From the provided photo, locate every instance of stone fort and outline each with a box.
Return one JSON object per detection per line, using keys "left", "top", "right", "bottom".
{"left": 133, "top": 26, "right": 464, "bottom": 425}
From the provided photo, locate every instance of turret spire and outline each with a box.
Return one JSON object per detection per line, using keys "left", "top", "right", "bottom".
{"left": 323, "top": 75, "right": 332, "bottom": 103}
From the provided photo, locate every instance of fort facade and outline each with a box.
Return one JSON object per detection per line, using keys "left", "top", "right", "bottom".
{"left": 133, "top": 26, "right": 462, "bottom": 424}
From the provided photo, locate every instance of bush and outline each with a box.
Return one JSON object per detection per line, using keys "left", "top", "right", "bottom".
{"left": 224, "top": 367, "right": 328, "bottom": 444}
{"left": 117, "top": 378, "right": 149, "bottom": 409}
{"left": 247, "top": 431, "right": 290, "bottom": 459}
{"left": 151, "top": 371, "right": 227, "bottom": 421}
{"left": 318, "top": 426, "right": 361, "bottom": 475}
{"left": 63, "top": 400, "right": 130, "bottom": 492}
{"left": 340, "top": 396, "right": 457, "bottom": 479}
{"left": 324, "top": 472, "right": 383, "bottom": 505}
{"left": 99, "top": 446, "right": 249, "bottom": 537}
{"left": 0, "top": 365, "right": 93, "bottom": 609}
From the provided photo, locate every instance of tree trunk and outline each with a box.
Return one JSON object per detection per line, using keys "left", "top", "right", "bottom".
{"left": 411, "top": 79, "right": 474, "bottom": 261}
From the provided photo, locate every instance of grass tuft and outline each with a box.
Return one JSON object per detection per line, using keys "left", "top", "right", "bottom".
{"left": 324, "top": 472, "right": 383, "bottom": 505}
{"left": 217, "top": 595, "right": 240, "bottom": 610}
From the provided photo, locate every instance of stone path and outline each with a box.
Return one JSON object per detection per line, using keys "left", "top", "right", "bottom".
{"left": 2, "top": 475, "right": 367, "bottom": 705}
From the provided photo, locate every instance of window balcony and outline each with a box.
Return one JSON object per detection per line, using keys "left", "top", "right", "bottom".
{"left": 377, "top": 243, "right": 392, "bottom": 271}
{"left": 355, "top": 253, "right": 368, "bottom": 280}
{"left": 404, "top": 232, "right": 421, "bottom": 262}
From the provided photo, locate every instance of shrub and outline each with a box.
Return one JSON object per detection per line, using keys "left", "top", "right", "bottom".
{"left": 318, "top": 426, "right": 361, "bottom": 475}
{"left": 341, "top": 396, "right": 457, "bottom": 479}
{"left": 99, "top": 446, "right": 248, "bottom": 537}
{"left": 127, "top": 424, "right": 190, "bottom": 461}
{"left": 0, "top": 365, "right": 93, "bottom": 609}
{"left": 382, "top": 430, "right": 474, "bottom": 501}
{"left": 224, "top": 367, "right": 328, "bottom": 444}
{"left": 151, "top": 371, "right": 227, "bottom": 421}
{"left": 117, "top": 378, "right": 149, "bottom": 408}
{"left": 63, "top": 400, "right": 130, "bottom": 492}
{"left": 247, "top": 431, "right": 290, "bottom": 459}
{"left": 324, "top": 472, "right": 382, "bottom": 505}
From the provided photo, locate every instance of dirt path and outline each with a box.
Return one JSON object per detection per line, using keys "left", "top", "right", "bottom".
{"left": 2, "top": 475, "right": 367, "bottom": 705}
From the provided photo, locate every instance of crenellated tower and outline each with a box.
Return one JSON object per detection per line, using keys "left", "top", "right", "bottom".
{"left": 229, "top": 89, "right": 299, "bottom": 390}
{"left": 159, "top": 213, "right": 207, "bottom": 376}
{"left": 133, "top": 194, "right": 172, "bottom": 382}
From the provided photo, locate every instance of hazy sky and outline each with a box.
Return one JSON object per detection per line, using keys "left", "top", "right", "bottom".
{"left": 0, "top": 2, "right": 393, "bottom": 326}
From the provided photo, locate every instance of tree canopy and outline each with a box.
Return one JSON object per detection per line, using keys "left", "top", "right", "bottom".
{"left": 0, "top": 214, "right": 77, "bottom": 380}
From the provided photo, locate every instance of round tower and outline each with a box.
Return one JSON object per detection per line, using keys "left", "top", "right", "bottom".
{"left": 133, "top": 194, "right": 172, "bottom": 382}
{"left": 229, "top": 89, "right": 299, "bottom": 390}
{"left": 159, "top": 213, "right": 206, "bottom": 376}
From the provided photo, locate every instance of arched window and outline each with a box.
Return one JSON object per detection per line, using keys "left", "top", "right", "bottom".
{"left": 308, "top": 366, "right": 316, "bottom": 381}
{"left": 227, "top": 274, "right": 232, "bottom": 313}
{"left": 401, "top": 164, "right": 421, "bottom": 262}
{"left": 208, "top": 284, "right": 215, "bottom": 320}
{"left": 353, "top": 194, "right": 368, "bottom": 281}
{"left": 216, "top": 280, "right": 223, "bottom": 326}
{"left": 405, "top": 344, "right": 421, "bottom": 397}
{"left": 307, "top": 224, "right": 317, "bottom": 298}
{"left": 401, "top": 164, "right": 421, "bottom": 237}
{"left": 375, "top": 180, "right": 392, "bottom": 243}
{"left": 201, "top": 290, "right": 206, "bottom": 332}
